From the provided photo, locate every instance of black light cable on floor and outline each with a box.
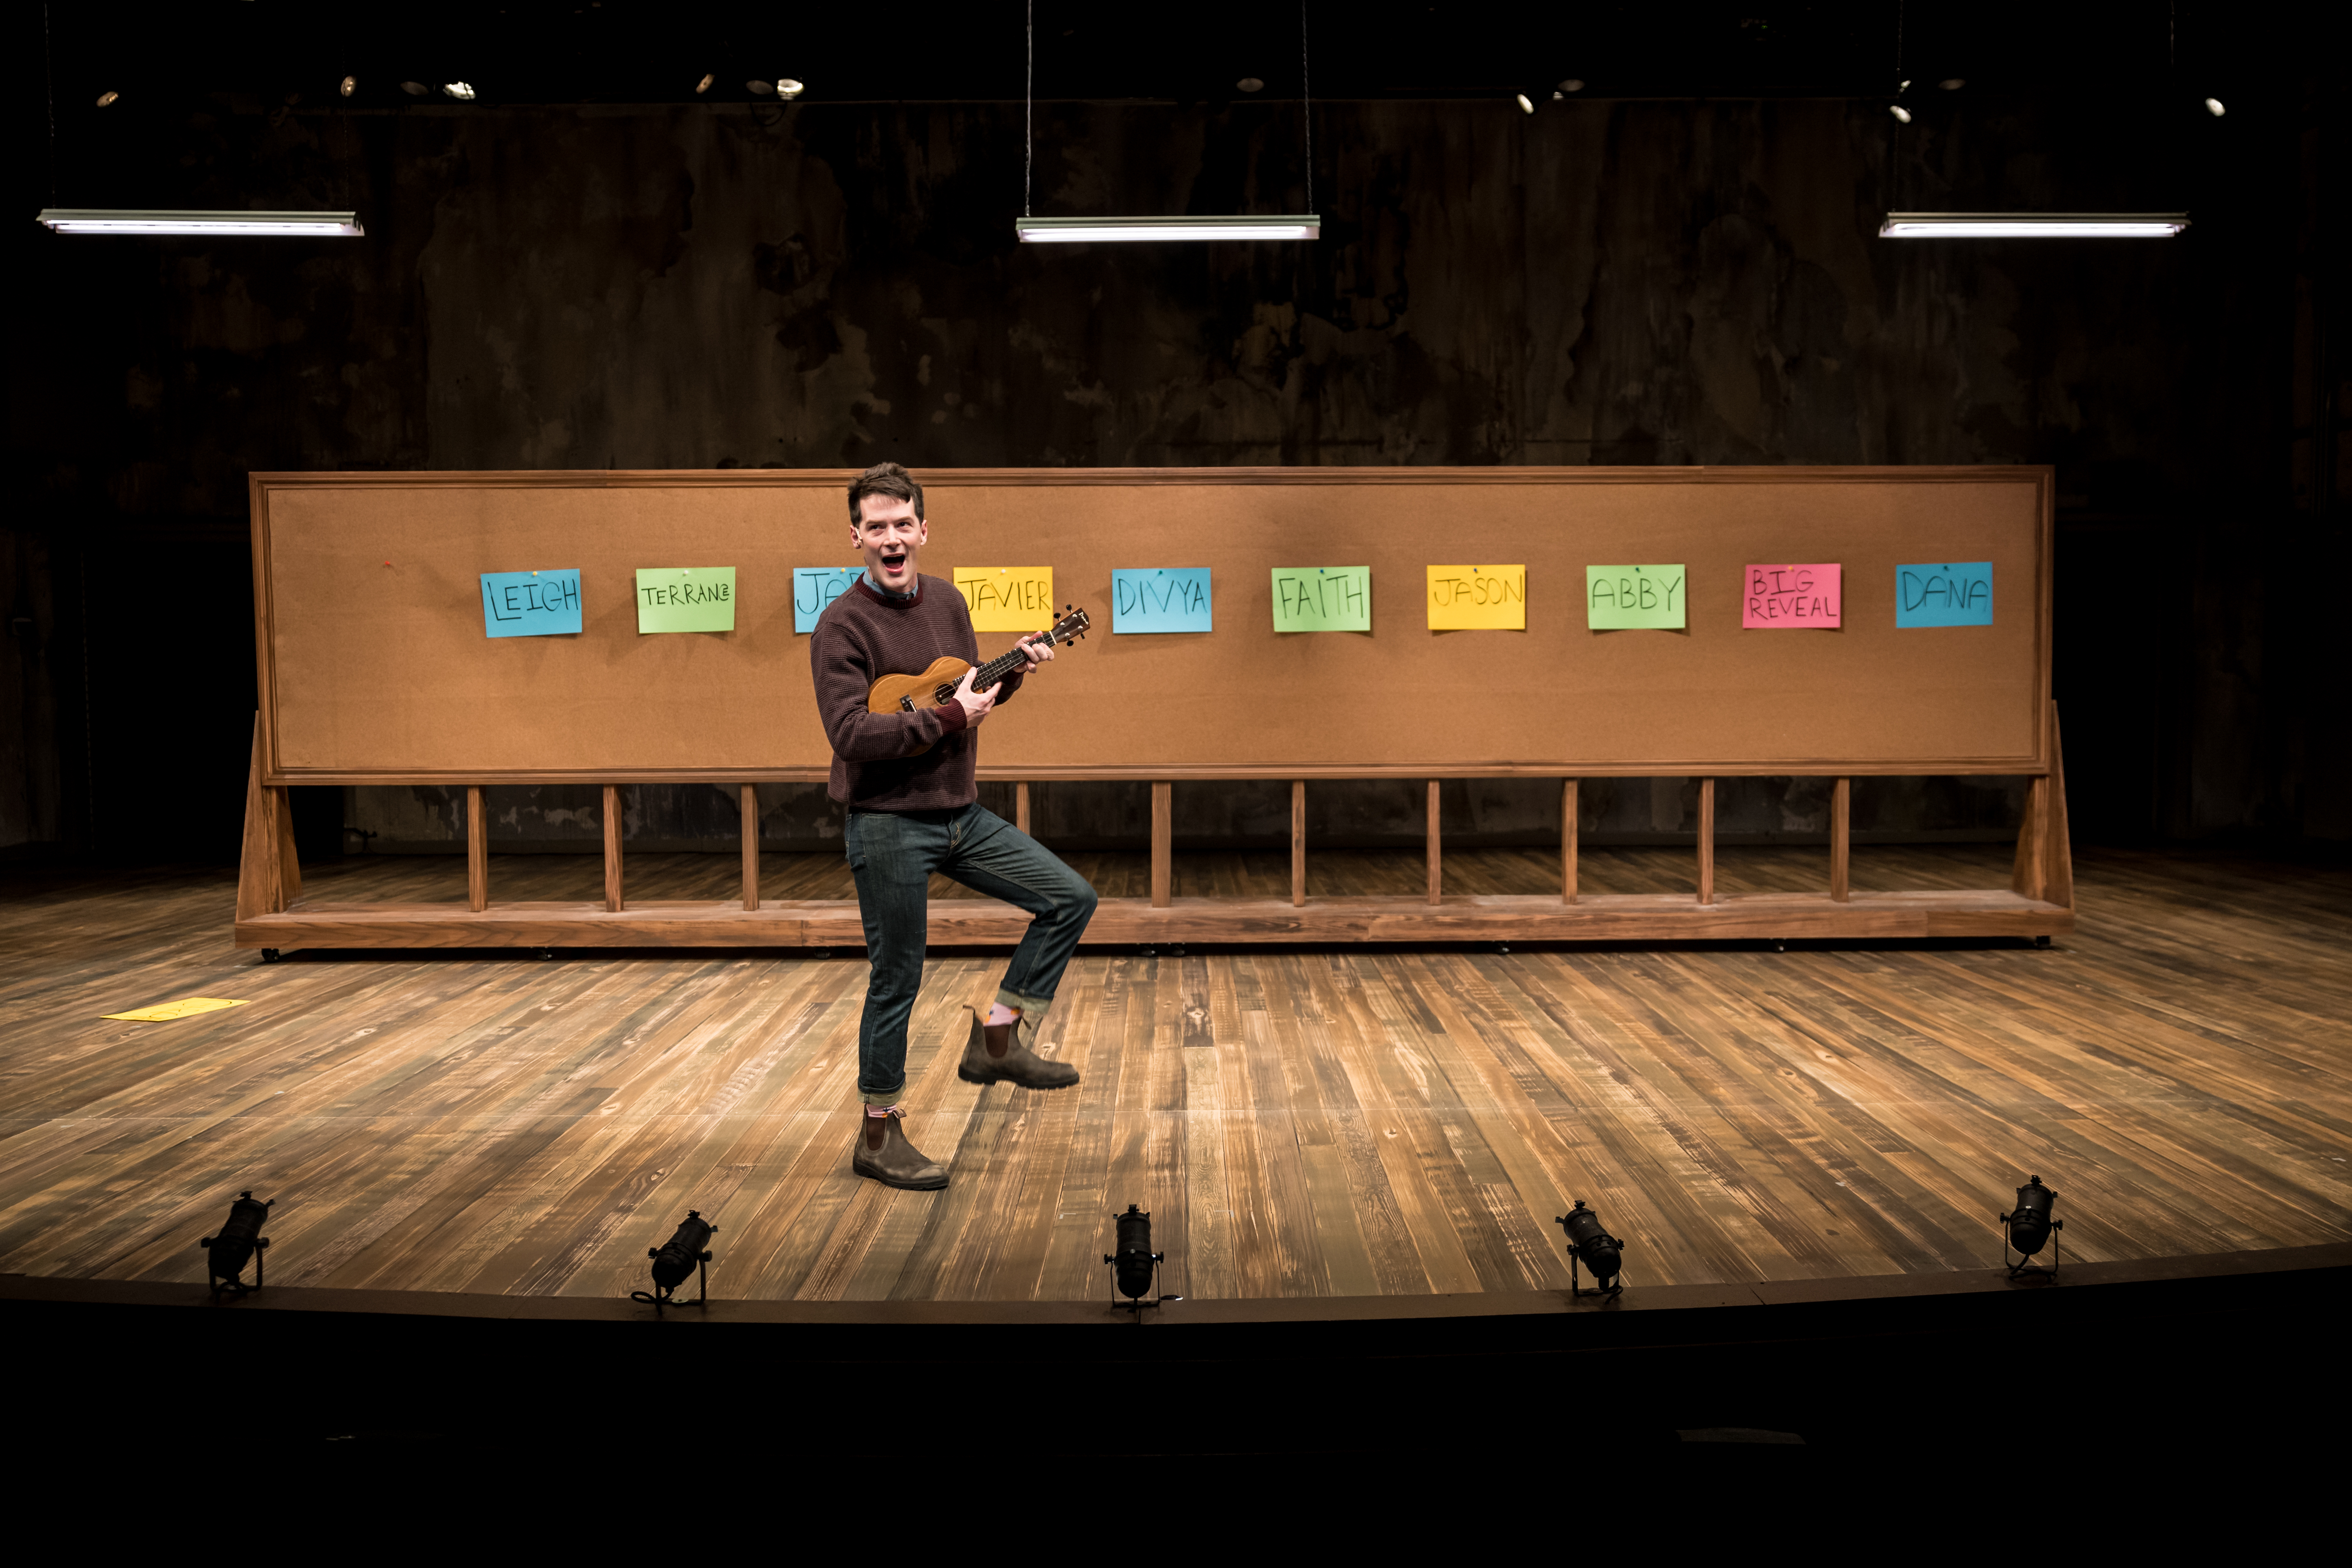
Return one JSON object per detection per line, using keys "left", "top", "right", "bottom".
{"left": 200, "top": 1191, "right": 275, "bottom": 1296}
{"left": 633, "top": 1210, "right": 716, "bottom": 1312}
{"left": 1556, "top": 1199, "right": 1625, "bottom": 1296}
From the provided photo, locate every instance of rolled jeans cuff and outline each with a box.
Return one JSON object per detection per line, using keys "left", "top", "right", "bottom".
{"left": 860, "top": 1087, "right": 903, "bottom": 1107}
{"left": 997, "top": 986, "right": 1054, "bottom": 1016}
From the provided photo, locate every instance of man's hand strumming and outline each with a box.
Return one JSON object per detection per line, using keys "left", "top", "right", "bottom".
{"left": 951, "top": 666, "right": 997, "bottom": 725}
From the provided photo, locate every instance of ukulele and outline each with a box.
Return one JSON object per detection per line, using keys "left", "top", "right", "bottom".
{"left": 865, "top": 604, "right": 1091, "bottom": 753}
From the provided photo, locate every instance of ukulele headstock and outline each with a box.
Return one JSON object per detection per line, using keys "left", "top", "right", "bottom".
{"left": 1047, "top": 604, "right": 1090, "bottom": 645}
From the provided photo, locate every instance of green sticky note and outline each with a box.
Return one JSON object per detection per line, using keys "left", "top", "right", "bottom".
{"left": 635, "top": 567, "right": 737, "bottom": 633}
{"left": 1585, "top": 564, "right": 1686, "bottom": 629}
{"left": 1271, "top": 566, "right": 1371, "bottom": 632}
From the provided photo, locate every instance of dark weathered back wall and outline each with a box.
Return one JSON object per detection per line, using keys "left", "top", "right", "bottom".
{"left": 4, "top": 90, "right": 2346, "bottom": 859}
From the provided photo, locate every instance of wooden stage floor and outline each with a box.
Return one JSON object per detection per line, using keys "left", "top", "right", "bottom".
{"left": 3, "top": 845, "right": 2347, "bottom": 1304}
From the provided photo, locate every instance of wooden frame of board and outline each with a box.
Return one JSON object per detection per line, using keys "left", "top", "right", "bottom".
{"left": 234, "top": 467, "right": 2072, "bottom": 952}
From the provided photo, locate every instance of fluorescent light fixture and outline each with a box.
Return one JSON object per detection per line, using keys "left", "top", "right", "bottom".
{"left": 1016, "top": 214, "right": 1319, "bottom": 243}
{"left": 1879, "top": 212, "right": 2189, "bottom": 239}
{"left": 36, "top": 208, "right": 365, "bottom": 236}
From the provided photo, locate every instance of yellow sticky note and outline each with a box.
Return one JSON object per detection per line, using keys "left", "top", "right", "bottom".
{"left": 102, "top": 997, "right": 250, "bottom": 1022}
{"left": 1426, "top": 564, "right": 1526, "bottom": 629}
{"left": 953, "top": 566, "right": 1055, "bottom": 631}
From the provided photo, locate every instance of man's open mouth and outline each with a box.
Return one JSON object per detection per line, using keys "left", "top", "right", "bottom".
{"left": 879, "top": 549, "right": 908, "bottom": 571}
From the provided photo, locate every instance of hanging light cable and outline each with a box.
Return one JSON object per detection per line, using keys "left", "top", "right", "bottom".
{"left": 1014, "top": 0, "right": 1319, "bottom": 242}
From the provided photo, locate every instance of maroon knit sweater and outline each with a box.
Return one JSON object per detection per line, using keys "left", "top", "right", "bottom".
{"left": 810, "top": 573, "right": 1025, "bottom": 811}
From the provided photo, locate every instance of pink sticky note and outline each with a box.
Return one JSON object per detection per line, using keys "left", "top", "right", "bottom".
{"left": 1742, "top": 563, "right": 1842, "bottom": 628}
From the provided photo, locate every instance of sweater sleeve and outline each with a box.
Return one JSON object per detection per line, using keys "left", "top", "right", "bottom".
{"left": 811, "top": 618, "right": 966, "bottom": 761}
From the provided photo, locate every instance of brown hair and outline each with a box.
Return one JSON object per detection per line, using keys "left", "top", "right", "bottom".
{"left": 847, "top": 462, "right": 923, "bottom": 524}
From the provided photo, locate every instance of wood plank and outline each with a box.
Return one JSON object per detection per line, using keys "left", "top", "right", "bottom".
{"left": 1697, "top": 777, "right": 1716, "bottom": 906}
{"left": 1830, "top": 776, "right": 1851, "bottom": 903}
{"left": 603, "top": 785, "right": 623, "bottom": 913}
{"left": 235, "top": 886, "right": 2076, "bottom": 952}
{"left": 1291, "top": 780, "right": 1306, "bottom": 908}
{"left": 467, "top": 786, "right": 489, "bottom": 912}
{"left": 234, "top": 714, "right": 283, "bottom": 921}
{"left": 1150, "top": 782, "right": 1172, "bottom": 909}
{"left": 1561, "top": 778, "right": 1578, "bottom": 904}
{"left": 1016, "top": 781, "right": 1031, "bottom": 835}
{"left": 739, "top": 784, "right": 759, "bottom": 911}
{"left": 275, "top": 788, "right": 302, "bottom": 905}
{"left": 1426, "top": 781, "right": 1442, "bottom": 905}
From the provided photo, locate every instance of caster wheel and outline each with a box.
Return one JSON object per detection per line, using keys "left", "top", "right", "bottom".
{"left": 537, "top": 947, "right": 556, "bottom": 961}
{"left": 2034, "top": 935, "right": 2051, "bottom": 949}
{"left": 1773, "top": 941, "right": 1787, "bottom": 954}
{"left": 260, "top": 948, "right": 282, "bottom": 964}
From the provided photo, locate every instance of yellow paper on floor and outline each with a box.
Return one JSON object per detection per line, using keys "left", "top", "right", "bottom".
{"left": 102, "top": 997, "right": 250, "bottom": 1022}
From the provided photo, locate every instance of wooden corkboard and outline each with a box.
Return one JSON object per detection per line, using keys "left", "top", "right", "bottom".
{"left": 249, "top": 467, "right": 2052, "bottom": 784}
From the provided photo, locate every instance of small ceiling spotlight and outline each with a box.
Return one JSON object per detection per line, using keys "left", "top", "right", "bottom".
{"left": 1889, "top": 104, "right": 1913, "bottom": 123}
{"left": 1515, "top": 92, "right": 1535, "bottom": 114}
{"left": 400, "top": 81, "right": 430, "bottom": 96}
{"left": 1558, "top": 78, "right": 1585, "bottom": 92}
{"left": 1103, "top": 1202, "right": 1180, "bottom": 1315}
{"left": 1555, "top": 1199, "right": 1625, "bottom": 1296}
{"left": 1237, "top": 76, "right": 1265, "bottom": 93}
{"left": 631, "top": 1209, "right": 717, "bottom": 1311}
{"left": 1999, "top": 1175, "right": 2064, "bottom": 1278}
{"left": 1939, "top": 78, "right": 1965, "bottom": 90}
{"left": 2204, "top": 97, "right": 2226, "bottom": 117}
{"left": 748, "top": 79, "right": 774, "bottom": 95}
{"left": 199, "top": 1190, "right": 274, "bottom": 1295}
{"left": 442, "top": 82, "right": 476, "bottom": 101}
{"left": 95, "top": 90, "right": 119, "bottom": 108}
{"left": 339, "top": 76, "right": 356, "bottom": 97}
{"left": 775, "top": 78, "right": 804, "bottom": 100}
{"left": 694, "top": 73, "right": 714, "bottom": 94}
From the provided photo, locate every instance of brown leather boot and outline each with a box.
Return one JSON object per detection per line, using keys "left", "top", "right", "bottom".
{"left": 850, "top": 1109, "right": 949, "bottom": 1190}
{"left": 957, "top": 1006, "right": 1081, "bottom": 1090}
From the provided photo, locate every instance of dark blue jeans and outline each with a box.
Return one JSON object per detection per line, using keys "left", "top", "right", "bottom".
{"left": 845, "top": 803, "right": 1099, "bottom": 1104}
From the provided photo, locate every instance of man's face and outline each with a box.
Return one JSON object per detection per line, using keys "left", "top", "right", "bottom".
{"left": 852, "top": 495, "right": 927, "bottom": 592}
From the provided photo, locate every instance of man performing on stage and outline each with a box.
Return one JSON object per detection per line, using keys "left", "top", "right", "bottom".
{"left": 811, "top": 462, "right": 1099, "bottom": 1190}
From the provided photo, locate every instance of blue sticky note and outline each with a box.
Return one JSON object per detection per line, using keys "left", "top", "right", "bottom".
{"left": 1896, "top": 562, "right": 1994, "bottom": 627}
{"left": 794, "top": 567, "right": 863, "bottom": 633}
{"left": 1112, "top": 568, "right": 1214, "bottom": 634}
{"left": 480, "top": 569, "right": 582, "bottom": 638}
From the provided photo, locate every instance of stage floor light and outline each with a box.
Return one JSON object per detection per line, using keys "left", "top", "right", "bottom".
{"left": 2000, "top": 1175, "right": 2064, "bottom": 1277}
{"left": 1556, "top": 1199, "right": 1625, "bottom": 1296}
{"left": 200, "top": 1190, "right": 274, "bottom": 1295}
{"left": 633, "top": 1210, "right": 716, "bottom": 1311}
